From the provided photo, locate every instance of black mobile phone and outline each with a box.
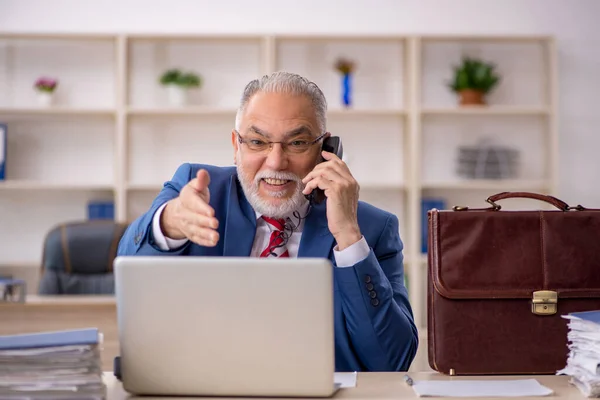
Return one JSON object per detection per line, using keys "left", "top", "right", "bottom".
{"left": 305, "top": 136, "right": 344, "bottom": 205}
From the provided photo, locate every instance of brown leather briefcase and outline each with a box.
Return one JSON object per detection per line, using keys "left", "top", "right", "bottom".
{"left": 427, "top": 191, "right": 600, "bottom": 375}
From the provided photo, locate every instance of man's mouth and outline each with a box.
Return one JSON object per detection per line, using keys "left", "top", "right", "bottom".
{"left": 262, "top": 178, "right": 292, "bottom": 186}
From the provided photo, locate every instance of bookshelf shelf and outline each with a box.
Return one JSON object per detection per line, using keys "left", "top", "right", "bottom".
{"left": 359, "top": 182, "right": 406, "bottom": 191}
{"left": 126, "top": 183, "right": 163, "bottom": 191}
{"left": 421, "top": 106, "right": 549, "bottom": 116}
{"left": 0, "top": 33, "right": 558, "bottom": 332}
{"left": 126, "top": 107, "right": 237, "bottom": 116}
{"left": 0, "top": 181, "right": 114, "bottom": 191}
{"left": 327, "top": 108, "right": 406, "bottom": 117}
{"left": 0, "top": 108, "right": 116, "bottom": 117}
{"left": 421, "top": 179, "right": 550, "bottom": 191}
{"left": 124, "top": 107, "right": 406, "bottom": 118}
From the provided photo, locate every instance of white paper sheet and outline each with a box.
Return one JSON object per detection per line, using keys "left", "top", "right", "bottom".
{"left": 410, "top": 379, "right": 553, "bottom": 397}
{"left": 334, "top": 372, "right": 357, "bottom": 388}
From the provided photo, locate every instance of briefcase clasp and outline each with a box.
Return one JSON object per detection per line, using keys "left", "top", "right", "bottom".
{"left": 531, "top": 290, "right": 557, "bottom": 315}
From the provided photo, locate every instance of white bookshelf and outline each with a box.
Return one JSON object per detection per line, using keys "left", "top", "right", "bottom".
{"left": 0, "top": 33, "right": 558, "bottom": 329}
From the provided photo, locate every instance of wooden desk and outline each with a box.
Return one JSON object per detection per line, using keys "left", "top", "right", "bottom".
{"left": 0, "top": 295, "right": 118, "bottom": 370}
{"left": 104, "top": 372, "right": 578, "bottom": 400}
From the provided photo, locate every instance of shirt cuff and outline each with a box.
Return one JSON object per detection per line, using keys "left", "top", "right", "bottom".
{"left": 152, "top": 202, "right": 189, "bottom": 251}
{"left": 333, "top": 236, "right": 370, "bottom": 267}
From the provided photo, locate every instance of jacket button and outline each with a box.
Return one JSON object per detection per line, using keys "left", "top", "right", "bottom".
{"left": 366, "top": 283, "right": 374, "bottom": 291}
{"left": 364, "top": 275, "right": 372, "bottom": 283}
{"left": 134, "top": 233, "right": 141, "bottom": 245}
{"left": 371, "top": 298, "right": 380, "bottom": 307}
{"left": 369, "top": 291, "right": 377, "bottom": 299}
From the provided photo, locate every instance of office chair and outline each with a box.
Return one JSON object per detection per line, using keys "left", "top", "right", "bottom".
{"left": 38, "top": 220, "right": 128, "bottom": 295}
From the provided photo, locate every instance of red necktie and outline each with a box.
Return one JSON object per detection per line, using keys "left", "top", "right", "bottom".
{"left": 260, "top": 216, "right": 289, "bottom": 258}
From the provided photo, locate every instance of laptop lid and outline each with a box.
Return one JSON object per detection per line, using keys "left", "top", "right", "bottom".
{"left": 114, "top": 256, "right": 336, "bottom": 397}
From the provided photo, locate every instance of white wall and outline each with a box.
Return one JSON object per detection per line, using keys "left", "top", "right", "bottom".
{"left": 1, "top": 0, "right": 600, "bottom": 205}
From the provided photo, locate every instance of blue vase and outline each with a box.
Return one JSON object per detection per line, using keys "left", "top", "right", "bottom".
{"left": 342, "top": 73, "right": 352, "bottom": 107}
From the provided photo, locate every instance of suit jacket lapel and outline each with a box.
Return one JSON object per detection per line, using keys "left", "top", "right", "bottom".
{"left": 223, "top": 175, "right": 257, "bottom": 256}
{"left": 298, "top": 201, "right": 335, "bottom": 259}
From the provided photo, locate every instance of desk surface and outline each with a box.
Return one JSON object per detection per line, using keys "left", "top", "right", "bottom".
{"left": 104, "top": 372, "right": 578, "bottom": 400}
{"left": 15, "top": 295, "right": 116, "bottom": 305}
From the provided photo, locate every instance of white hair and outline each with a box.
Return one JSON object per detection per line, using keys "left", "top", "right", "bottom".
{"left": 234, "top": 71, "right": 327, "bottom": 135}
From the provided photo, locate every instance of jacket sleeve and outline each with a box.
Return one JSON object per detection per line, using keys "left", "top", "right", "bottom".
{"left": 334, "top": 214, "right": 418, "bottom": 371}
{"left": 117, "top": 163, "right": 194, "bottom": 256}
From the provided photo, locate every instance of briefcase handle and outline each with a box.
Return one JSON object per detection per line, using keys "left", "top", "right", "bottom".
{"left": 487, "top": 191, "right": 570, "bottom": 211}
{"left": 454, "top": 191, "right": 591, "bottom": 211}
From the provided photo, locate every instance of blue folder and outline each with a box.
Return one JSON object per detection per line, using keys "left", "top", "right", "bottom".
{"left": 0, "top": 123, "right": 6, "bottom": 181}
{"left": 569, "top": 310, "right": 600, "bottom": 324}
{"left": 88, "top": 201, "right": 114, "bottom": 220}
{"left": 0, "top": 328, "right": 99, "bottom": 350}
{"left": 421, "top": 197, "right": 446, "bottom": 253}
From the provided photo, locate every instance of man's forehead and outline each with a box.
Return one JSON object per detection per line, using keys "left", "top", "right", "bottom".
{"left": 246, "top": 124, "right": 315, "bottom": 138}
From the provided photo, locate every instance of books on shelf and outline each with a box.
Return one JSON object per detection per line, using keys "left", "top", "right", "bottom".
{"left": 421, "top": 198, "right": 446, "bottom": 253}
{"left": 557, "top": 310, "right": 600, "bottom": 397}
{"left": 88, "top": 201, "right": 114, "bottom": 220}
{"left": 0, "top": 328, "right": 106, "bottom": 399}
{"left": 0, "top": 123, "right": 6, "bottom": 181}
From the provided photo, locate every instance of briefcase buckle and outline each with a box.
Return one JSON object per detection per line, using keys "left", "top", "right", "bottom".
{"left": 531, "top": 290, "right": 557, "bottom": 315}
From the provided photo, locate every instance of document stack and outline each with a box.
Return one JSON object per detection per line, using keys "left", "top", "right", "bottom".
{"left": 558, "top": 311, "right": 600, "bottom": 397}
{"left": 0, "top": 328, "right": 106, "bottom": 399}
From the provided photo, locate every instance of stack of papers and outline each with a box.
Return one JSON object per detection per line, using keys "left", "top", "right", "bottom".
{"left": 0, "top": 328, "right": 106, "bottom": 399}
{"left": 409, "top": 379, "right": 553, "bottom": 397}
{"left": 557, "top": 310, "right": 600, "bottom": 397}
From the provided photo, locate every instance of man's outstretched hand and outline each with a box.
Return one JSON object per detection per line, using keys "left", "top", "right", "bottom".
{"left": 161, "top": 169, "right": 220, "bottom": 247}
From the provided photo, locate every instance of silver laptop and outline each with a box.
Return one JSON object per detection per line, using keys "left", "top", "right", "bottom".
{"left": 113, "top": 256, "right": 338, "bottom": 397}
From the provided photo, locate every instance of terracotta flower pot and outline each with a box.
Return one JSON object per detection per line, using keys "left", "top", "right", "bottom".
{"left": 459, "top": 89, "right": 486, "bottom": 106}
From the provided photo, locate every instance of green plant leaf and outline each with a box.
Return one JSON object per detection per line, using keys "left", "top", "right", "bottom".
{"left": 447, "top": 57, "right": 501, "bottom": 94}
{"left": 178, "top": 73, "right": 202, "bottom": 88}
{"left": 160, "top": 69, "right": 182, "bottom": 85}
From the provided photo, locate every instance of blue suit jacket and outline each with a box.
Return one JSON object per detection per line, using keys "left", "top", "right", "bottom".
{"left": 118, "top": 163, "right": 418, "bottom": 372}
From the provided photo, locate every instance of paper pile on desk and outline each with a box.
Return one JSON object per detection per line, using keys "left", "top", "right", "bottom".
{"left": 557, "top": 310, "right": 600, "bottom": 397}
{"left": 0, "top": 328, "right": 105, "bottom": 399}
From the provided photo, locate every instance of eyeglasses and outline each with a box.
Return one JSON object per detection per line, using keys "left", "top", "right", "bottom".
{"left": 235, "top": 131, "right": 327, "bottom": 155}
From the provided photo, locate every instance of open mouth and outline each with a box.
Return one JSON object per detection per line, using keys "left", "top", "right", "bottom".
{"left": 260, "top": 178, "right": 296, "bottom": 194}
{"left": 262, "top": 178, "right": 292, "bottom": 186}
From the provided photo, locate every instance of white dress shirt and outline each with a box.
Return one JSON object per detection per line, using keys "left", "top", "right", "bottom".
{"left": 151, "top": 201, "right": 370, "bottom": 267}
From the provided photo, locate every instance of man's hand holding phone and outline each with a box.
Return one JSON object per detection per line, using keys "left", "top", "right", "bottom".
{"left": 160, "top": 169, "right": 220, "bottom": 247}
{"left": 302, "top": 150, "right": 362, "bottom": 251}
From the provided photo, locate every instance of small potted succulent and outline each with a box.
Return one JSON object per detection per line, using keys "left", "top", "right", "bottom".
{"left": 34, "top": 77, "right": 58, "bottom": 107}
{"left": 448, "top": 57, "right": 500, "bottom": 106}
{"left": 334, "top": 58, "right": 356, "bottom": 108}
{"left": 159, "top": 69, "right": 202, "bottom": 106}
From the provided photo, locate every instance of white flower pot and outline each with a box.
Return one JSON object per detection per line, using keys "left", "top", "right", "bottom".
{"left": 166, "top": 85, "right": 187, "bottom": 106}
{"left": 37, "top": 92, "right": 53, "bottom": 107}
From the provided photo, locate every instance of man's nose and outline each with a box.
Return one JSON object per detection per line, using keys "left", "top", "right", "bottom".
{"left": 264, "top": 144, "right": 288, "bottom": 170}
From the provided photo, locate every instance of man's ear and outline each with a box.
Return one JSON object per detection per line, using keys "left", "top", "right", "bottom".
{"left": 231, "top": 130, "right": 239, "bottom": 164}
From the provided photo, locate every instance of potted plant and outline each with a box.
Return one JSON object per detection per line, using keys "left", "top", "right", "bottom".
{"left": 159, "top": 69, "right": 202, "bottom": 106}
{"left": 448, "top": 57, "right": 500, "bottom": 106}
{"left": 34, "top": 77, "right": 58, "bottom": 107}
{"left": 334, "top": 58, "right": 356, "bottom": 108}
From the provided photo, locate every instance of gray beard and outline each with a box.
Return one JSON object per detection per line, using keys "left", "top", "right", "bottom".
{"left": 236, "top": 159, "right": 308, "bottom": 219}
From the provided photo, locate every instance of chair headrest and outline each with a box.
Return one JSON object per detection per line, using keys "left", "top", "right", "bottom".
{"left": 42, "top": 221, "right": 128, "bottom": 275}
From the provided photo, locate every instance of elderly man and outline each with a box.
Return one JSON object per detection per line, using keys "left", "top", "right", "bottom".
{"left": 117, "top": 71, "right": 418, "bottom": 372}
